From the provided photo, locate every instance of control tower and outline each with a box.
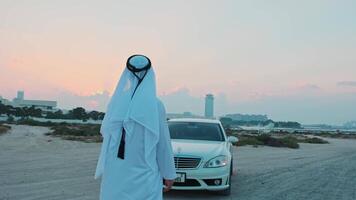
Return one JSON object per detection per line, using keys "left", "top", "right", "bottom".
{"left": 204, "top": 94, "right": 214, "bottom": 118}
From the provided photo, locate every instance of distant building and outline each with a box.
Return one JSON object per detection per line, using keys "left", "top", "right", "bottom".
{"left": 16, "top": 91, "right": 24, "bottom": 101}
{"left": 224, "top": 113, "right": 268, "bottom": 122}
{"left": 0, "top": 90, "right": 57, "bottom": 112}
{"left": 205, "top": 94, "right": 214, "bottom": 119}
{"left": 343, "top": 121, "right": 356, "bottom": 129}
{"left": 167, "top": 112, "right": 203, "bottom": 119}
{"left": 0, "top": 96, "right": 11, "bottom": 105}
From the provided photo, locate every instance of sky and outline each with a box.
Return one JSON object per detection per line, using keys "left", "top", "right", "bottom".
{"left": 0, "top": 0, "right": 356, "bottom": 125}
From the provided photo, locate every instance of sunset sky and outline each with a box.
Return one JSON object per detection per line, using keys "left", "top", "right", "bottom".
{"left": 1, "top": 0, "right": 356, "bottom": 125}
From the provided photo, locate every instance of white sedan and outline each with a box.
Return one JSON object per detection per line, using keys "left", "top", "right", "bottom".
{"left": 168, "top": 118, "right": 238, "bottom": 196}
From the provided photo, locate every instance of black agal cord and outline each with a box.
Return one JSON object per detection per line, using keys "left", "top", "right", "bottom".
{"left": 117, "top": 55, "right": 151, "bottom": 159}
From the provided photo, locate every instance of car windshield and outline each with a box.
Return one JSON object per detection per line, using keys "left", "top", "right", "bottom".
{"left": 168, "top": 121, "right": 224, "bottom": 141}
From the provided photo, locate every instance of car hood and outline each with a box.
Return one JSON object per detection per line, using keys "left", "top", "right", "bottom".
{"left": 171, "top": 139, "right": 227, "bottom": 159}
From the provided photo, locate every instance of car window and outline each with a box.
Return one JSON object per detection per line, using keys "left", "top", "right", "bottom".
{"left": 168, "top": 122, "right": 224, "bottom": 141}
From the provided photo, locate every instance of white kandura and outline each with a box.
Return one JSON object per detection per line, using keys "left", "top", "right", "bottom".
{"left": 95, "top": 56, "right": 176, "bottom": 200}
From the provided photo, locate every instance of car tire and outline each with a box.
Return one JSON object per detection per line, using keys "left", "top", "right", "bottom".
{"left": 217, "top": 162, "right": 232, "bottom": 196}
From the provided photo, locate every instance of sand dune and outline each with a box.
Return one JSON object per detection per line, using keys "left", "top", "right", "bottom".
{"left": 0, "top": 125, "right": 355, "bottom": 200}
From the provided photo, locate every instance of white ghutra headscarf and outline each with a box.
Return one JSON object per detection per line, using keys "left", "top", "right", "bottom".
{"left": 95, "top": 55, "right": 160, "bottom": 179}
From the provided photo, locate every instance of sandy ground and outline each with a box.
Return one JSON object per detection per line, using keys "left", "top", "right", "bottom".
{"left": 0, "top": 125, "right": 355, "bottom": 200}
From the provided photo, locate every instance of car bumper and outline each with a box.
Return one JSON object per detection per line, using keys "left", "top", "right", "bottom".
{"left": 172, "top": 165, "right": 230, "bottom": 191}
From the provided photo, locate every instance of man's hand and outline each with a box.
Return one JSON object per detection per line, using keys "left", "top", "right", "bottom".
{"left": 163, "top": 179, "right": 174, "bottom": 192}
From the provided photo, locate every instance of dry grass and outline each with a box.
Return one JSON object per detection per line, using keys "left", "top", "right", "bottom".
{"left": 45, "top": 124, "right": 102, "bottom": 143}
{"left": 11, "top": 119, "right": 103, "bottom": 143}
{"left": 229, "top": 131, "right": 329, "bottom": 149}
{"left": 0, "top": 124, "right": 11, "bottom": 135}
{"left": 233, "top": 134, "right": 300, "bottom": 149}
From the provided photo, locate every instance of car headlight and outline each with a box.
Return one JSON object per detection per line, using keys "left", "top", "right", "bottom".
{"left": 204, "top": 155, "right": 228, "bottom": 168}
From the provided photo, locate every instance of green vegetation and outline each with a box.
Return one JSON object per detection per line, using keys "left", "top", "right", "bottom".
{"left": 280, "top": 136, "right": 300, "bottom": 149}
{"left": 0, "top": 103, "right": 42, "bottom": 118}
{"left": 0, "top": 102, "right": 105, "bottom": 121}
{"left": 235, "top": 134, "right": 299, "bottom": 149}
{"left": 316, "top": 132, "right": 356, "bottom": 139}
{"left": 257, "top": 134, "right": 299, "bottom": 149}
{"left": 274, "top": 121, "right": 302, "bottom": 129}
{"left": 0, "top": 124, "right": 11, "bottom": 135}
{"left": 16, "top": 118, "right": 57, "bottom": 127}
{"left": 45, "top": 124, "right": 102, "bottom": 143}
{"left": 233, "top": 133, "right": 329, "bottom": 149}
{"left": 300, "top": 137, "right": 329, "bottom": 144}
{"left": 220, "top": 117, "right": 301, "bottom": 129}
{"left": 45, "top": 107, "right": 105, "bottom": 121}
{"left": 11, "top": 118, "right": 102, "bottom": 142}
{"left": 7, "top": 116, "right": 14, "bottom": 123}
{"left": 236, "top": 135, "right": 263, "bottom": 147}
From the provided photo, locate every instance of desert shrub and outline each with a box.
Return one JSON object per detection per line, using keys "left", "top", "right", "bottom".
{"left": 300, "top": 137, "right": 329, "bottom": 144}
{"left": 280, "top": 136, "right": 300, "bottom": 149}
{"left": 316, "top": 132, "right": 356, "bottom": 139}
{"left": 255, "top": 134, "right": 272, "bottom": 144}
{"left": 0, "top": 124, "right": 11, "bottom": 135}
{"left": 7, "top": 116, "right": 15, "bottom": 123}
{"left": 60, "top": 135, "right": 103, "bottom": 143}
{"left": 16, "top": 118, "right": 55, "bottom": 127}
{"left": 12, "top": 119, "right": 102, "bottom": 143}
{"left": 50, "top": 124, "right": 100, "bottom": 136}
{"left": 236, "top": 136, "right": 263, "bottom": 146}
{"left": 47, "top": 124, "right": 102, "bottom": 142}
{"left": 257, "top": 134, "right": 299, "bottom": 149}
{"left": 236, "top": 134, "right": 300, "bottom": 149}
{"left": 256, "top": 134, "right": 282, "bottom": 147}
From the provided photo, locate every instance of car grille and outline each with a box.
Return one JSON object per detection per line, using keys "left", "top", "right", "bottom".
{"left": 174, "top": 157, "right": 201, "bottom": 169}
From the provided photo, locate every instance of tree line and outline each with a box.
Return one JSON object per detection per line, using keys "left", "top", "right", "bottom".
{"left": 220, "top": 117, "right": 302, "bottom": 129}
{"left": 0, "top": 103, "right": 105, "bottom": 121}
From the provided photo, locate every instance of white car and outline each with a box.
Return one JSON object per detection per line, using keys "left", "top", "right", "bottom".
{"left": 168, "top": 118, "right": 238, "bottom": 195}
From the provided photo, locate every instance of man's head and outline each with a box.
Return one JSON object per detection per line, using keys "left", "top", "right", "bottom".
{"left": 126, "top": 54, "right": 152, "bottom": 98}
{"left": 127, "top": 55, "right": 151, "bottom": 77}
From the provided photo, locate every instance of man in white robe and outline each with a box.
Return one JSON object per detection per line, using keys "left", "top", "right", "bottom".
{"left": 95, "top": 55, "right": 176, "bottom": 200}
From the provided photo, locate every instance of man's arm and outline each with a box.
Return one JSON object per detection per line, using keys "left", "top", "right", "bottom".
{"left": 156, "top": 100, "right": 176, "bottom": 191}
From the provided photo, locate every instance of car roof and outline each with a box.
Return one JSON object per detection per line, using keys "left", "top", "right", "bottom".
{"left": 168, "top": 118, "right": 221, "bottom": 124}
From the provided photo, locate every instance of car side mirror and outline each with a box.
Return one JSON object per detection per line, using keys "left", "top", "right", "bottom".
{"left": 228, "top": 136, "right": 238, "bottom": 143}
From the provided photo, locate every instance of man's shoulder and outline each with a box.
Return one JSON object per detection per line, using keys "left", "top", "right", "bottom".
{"left": 156, "top": 98, "right": 166, "bottom": 113}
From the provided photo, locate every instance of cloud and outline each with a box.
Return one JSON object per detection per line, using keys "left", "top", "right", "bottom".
{"left": 291, "top": 83, "right": 321, "bottom": 93}
{"left": 337, "top": 81, "right": 356, "bottom": 87}
{"left": 159, "top": 88, "right": 204, "bottom": 115}
{"left": 56, "top": 90, "right": 111, "bottom": 111}
{"left": 298, "top": 84, "right": 320, "bottom": 90}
